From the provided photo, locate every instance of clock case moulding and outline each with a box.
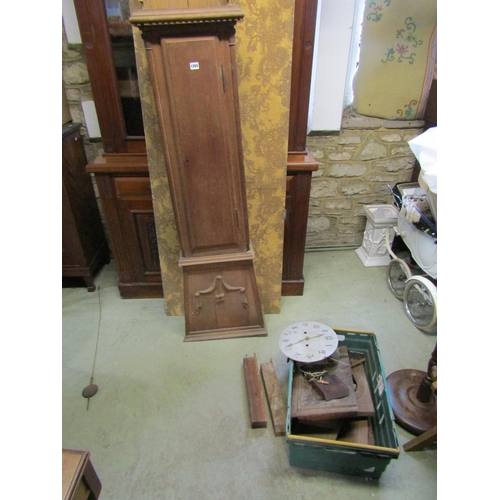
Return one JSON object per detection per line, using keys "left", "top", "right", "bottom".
{"left": 130, "top": 5, "right": 267, "bottom": 341}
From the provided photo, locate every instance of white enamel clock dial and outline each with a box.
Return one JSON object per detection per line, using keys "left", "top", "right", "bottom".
{"left": 279, "top": 322, "right": 338, "bottom": 363}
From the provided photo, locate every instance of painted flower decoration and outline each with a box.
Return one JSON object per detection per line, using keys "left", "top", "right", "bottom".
{"left": 396, "top": 43, "right": 409, "bottom": 55}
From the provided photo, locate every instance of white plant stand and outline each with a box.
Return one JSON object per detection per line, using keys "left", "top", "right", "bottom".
{"left": 355, "top": 205, "right": 399, "bottom": 267}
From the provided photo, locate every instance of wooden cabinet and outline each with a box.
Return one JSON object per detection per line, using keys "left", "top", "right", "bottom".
{"left": 87, "top": 154, "right": 163, "bottom": 298}
{"left": 62, "top": 123, "right": 110, "bottom": 291}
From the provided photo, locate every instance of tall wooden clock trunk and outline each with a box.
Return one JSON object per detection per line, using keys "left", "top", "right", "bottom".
{"left": 130, "top": 6, "right": 266, "bottom": 341}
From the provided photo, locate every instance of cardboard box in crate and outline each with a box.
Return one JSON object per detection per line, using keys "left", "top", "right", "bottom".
{"left": 286, "top": 328, "right": 400, "bottom": 479}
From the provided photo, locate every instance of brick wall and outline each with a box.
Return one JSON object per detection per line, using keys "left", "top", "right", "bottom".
{"left": 305, "top": 107, "right": 425, "bottom": 249}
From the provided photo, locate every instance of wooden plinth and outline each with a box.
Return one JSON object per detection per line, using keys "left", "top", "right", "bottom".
{"left": 386, "top": 369, "right": 437, "bottom": 435}
{"left": 181, "top": 249, "right": 266, "bottom": 342}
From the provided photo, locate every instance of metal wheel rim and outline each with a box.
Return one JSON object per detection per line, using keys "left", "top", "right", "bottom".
{"left": 387, "top": 258, "right": 412, "bottom": 300}
{"left": 403, "top": 277, "right": 437, "bottom": 331}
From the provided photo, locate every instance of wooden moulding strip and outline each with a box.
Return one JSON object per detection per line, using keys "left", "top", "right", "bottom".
{"left": 243, "top": 354, "right": 267, "bottom": 428}
{"left": 286, "top": 151, "right": 319, "bottom": 172}
{"left": 260, "top": 359, "right": 286, "bottom": 436}
{"left": 184, "top": 324, "right": 267, "bottom": 342}
{"left": 129, "top": 5, "right": 244, "bottom": 28}
{"left": 178, "top": 244, "right": 255, "bottom": 267}
{"left": 85, "top": 153, "right": 149, "bottom": 174}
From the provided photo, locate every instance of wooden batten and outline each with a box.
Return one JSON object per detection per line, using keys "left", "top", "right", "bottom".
{"left": 261, "top": 360, "right": 287, "bottom": 436}
{"left": 243, "top": 354, "right": 268, "bottom": 428}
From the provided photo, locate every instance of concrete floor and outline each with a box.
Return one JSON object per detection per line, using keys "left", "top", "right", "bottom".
{"left": 62, "top": 249, "right": 437, "bottom": 499}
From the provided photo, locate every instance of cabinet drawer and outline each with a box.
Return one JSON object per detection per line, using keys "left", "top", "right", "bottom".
{"left": 114, "top": 177, "right": 152, "bottom": 197}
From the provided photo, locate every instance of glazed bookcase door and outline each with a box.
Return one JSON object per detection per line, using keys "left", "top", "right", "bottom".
{"left": 73, "top": 0, "right": 146, "bottom": 153}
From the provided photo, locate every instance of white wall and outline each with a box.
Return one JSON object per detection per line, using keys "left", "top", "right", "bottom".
{"left": 308, "top": 0, "right": 362, "bottom": 132}
{"left": 62, "top": 0, "right": 82, "bottom": 44}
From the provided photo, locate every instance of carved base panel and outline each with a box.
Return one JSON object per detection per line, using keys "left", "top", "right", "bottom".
{"left": 182, "top": 257, "right": 267, "bottom": 342}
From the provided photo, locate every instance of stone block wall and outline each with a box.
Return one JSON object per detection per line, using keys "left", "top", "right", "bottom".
{"left": 63, "top": 24, "right": 108, "bottom": 240}
{"left": 305, "top": 107, "right": 425, "bottom": 249}
{"left": 62, "top": 24, "right": 104, "bottom": 163}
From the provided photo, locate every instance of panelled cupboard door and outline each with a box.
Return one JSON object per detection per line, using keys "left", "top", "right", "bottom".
{"left": 116, "top": 198, "right": 161, "bottom": 282}
{"left": 149, "top": 34, "right": 249, "bottom": 257}
{"left": 113, "top": 177, "right": 161, "bottom": 283}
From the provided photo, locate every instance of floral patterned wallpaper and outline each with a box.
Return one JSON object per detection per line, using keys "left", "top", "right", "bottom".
{"left": 133, "top": 0, "right": 294, "bottom": 315}
{"left": 353, "top": 0, "right": 437, "bottom": 120}
{"left": 232, "top": 0, "right": 294, "bottom": 314}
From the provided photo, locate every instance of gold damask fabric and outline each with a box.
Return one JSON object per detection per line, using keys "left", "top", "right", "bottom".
{"left": 233, "top": 0, "right": 294, "bottom": 314}
{"left": 352, "top": 0, "right": 437, "bottom": 120}
{"left": 133, "top": 0, "right": 293, "bottom": 315}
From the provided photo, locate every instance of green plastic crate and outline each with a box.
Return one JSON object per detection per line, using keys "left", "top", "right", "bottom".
{"left": 286, "top": 328, "right": 400, "bottom": 479}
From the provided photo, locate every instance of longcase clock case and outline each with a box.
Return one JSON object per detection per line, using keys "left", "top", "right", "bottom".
{"left": 130, "top": 6, "right": 266, "bottom": 341}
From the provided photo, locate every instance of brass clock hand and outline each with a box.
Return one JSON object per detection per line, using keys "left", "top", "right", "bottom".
{"left": 287, "top": 333, "right": 325, "bottom": 347}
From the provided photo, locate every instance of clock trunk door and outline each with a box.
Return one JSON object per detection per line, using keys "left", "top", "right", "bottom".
{"left": 158, "top": 35, "right": 248, "bottom": 257}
